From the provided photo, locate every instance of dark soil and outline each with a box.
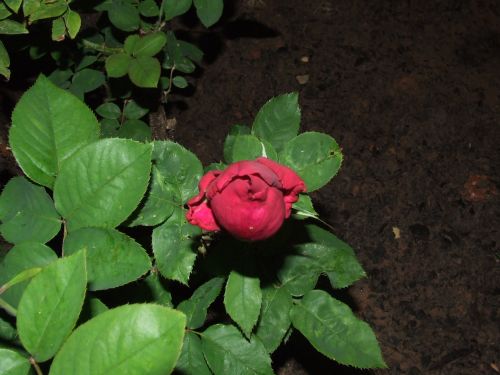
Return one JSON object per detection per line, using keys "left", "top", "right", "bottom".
{"left": 1, "top": 1, "right": 499, "bottom": 374}
{"left": 169, "top": 1, "right": 500, "bottom": 374}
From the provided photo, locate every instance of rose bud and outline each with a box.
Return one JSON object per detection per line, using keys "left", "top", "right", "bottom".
{"left": 186, "top": 157, "right": 306, "bottom": 241}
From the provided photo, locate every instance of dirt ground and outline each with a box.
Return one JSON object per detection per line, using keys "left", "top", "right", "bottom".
{"left": 169, "top": 1, "right": 500, "bottom": 374}
{"left": 1, "top": 1, "right": 499, "bottom": 374}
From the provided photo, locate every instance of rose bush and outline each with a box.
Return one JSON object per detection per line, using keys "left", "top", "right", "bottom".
{"left": 186, "top": 157, "right": 306, "bottom": 241}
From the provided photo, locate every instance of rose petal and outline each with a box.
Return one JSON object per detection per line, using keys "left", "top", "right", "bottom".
{"left": 256, "top": 157, "right": 306, "bottom": 217}
{"left": 210, "top": 177, "right": 285, "bottom": 241}
{"left": 208, "top": 160, "right": 282, "bottom": 198}
{"left": 186, "top": 197, "right": 220, "bottom": 231}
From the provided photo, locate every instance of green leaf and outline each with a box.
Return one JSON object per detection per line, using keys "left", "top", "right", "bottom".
{"left": 304, "top": 224, "right": 366, "bottom": 288}
{"left": 252, "top": 93, "right": 300, "bottom": 152}
{"left": 22, "top": 0, "right": 38, "bottom": 16}
{"left": 132, "top": 31, "right": 167, "bottom": 57}
{"left": 10, "top": 75, "right": 99, "bottom": 188}
{"left": 0, "top": 267, "right": 41, "bottom": 294}
{"left": 144, "top": 273, "right": 172, "bottom": 307}
{"left": 75, "top": 55, "right": 98, "bottom": 71}
{"left": 17, "top": 250, "right": 87, "bottom": 362}
{"left": 71, "top": 68, "right": 105, "bottom": 93}
{"left": 47, "top": 68, "right": 72, "bottom": 87}
{"left": 64, "top": 227, "right": 151, "bottom": 291}
{"left": 176, "top": 332, "right": 211, "bottom": 375}
{"left": 193, "top": 0, "right": 223, "bottom": 27}
{"left": 223, "top": 124, "right": 249, "bottom": 161}
{"left": 105, "top": 53, "right": 131, "bottom": 78}
{"left": 107, "top": 1, "right": 140, "bottom": 32}
{"left": 224, "top": 271, "right": 262, "bottom": 337}
{"left": 0, "top": 242, "right": 57, "bottom": 308}
{"left": 123, "top": 99, "right": 149, "bottom": 119}
{"left": 163, "top": 32, "right": 197, "bottom": 73}
{"left": 0, "top": 19, "right": 27, "bottom": 34}
{"left": 279, "top": 132, "right": 342, "bottom": 192}
{"left": 128, "top": 166, "right": 177, "bottom": 226}
{"left": 118, "top": 119, "right": 152, "bottom": 142}
{"left": 0, "top": 317, "right": 17, "bottom": 341}
{"left": 277, "top": 252, "right": 320, "bottom": 297}
{"left": 49, "top": 304, "right": 186, "bottom": 375}
{"left": 172, "top": 75, "right": 188, "bottom": 88}
{"left": 29, "top": 1, "right": 67, "bottom": 22}
{"left": 0, "top": 348, "right": 31, "bottom": 375}
{"left": 292, "top": 194, "right": 318, "bottom": 220}
{"left": 0, "top": 177, "right": 61, "bottom": 244}
{"left": 138, "top": 0, "right": 159, "bottom": 17}
{"left": 0, "top": 4, "right": 12, "bottom": 20}
{"left": 51, "top": 17, "right": 65, "bottom": 41}
{"left": 290, "top": 290, "right": 386, "bottom": 368}
{"left": 255, "top": 285, "right": 293, "bottom": 353}
{"left": 96, "top": 102, "right": 121, "bottom": 119}
{"left": 177, "top": 277, "right": 224, "bottom": 329}
{"left": 124, "top": 34, "right": 140, "bottom": 54}
{"left": 0, "top": 40, "right": 10, "bottom": 79}
{"left": 128, "top": 56, "right": 160, "bottom": 88}
{"left": 152, "top": 209, "right": 200, "bottom": 284}
{"left": 201, "top": 324, "right": 274, "bottom": 375}
{"left": 153, "top": 140, "right": 203, "bottom": 203}
{"left": 4, "top": 0, "right": 22, "bottom": 13}
{"left": 79, "top": 296, "right": 109, "bottom": 323}
{"left": 100, "top": 119, "right": 120, "bottom": 137}
{"left": 164, "top": 0, "right": 192, "bottom": 20}
{"left": 178, "top": 40, "right": 203, "bottom": 63}
{"left": 53, "top": 138, "right": 152, "bottom": 231}
{"left": 64, "top": 9, "right": 81, "bottom": 39}
{"left": 225, "top": 134, "right": 264, "bottom": 163}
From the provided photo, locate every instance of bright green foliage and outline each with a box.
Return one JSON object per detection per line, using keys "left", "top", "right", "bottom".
{"left": 64, "top": 227, "right": 151, "bottom": 291}
{"left": 224, "top": 271, "right": 262, "bottom": 337}
{"left": 131, "top": 32, "right": 167, "bottom": 57}
{"left": 51, "top": 17, "right": 65, "bottom": 41}
{"left": 128, "top": 56, "right": 161, "bottom": 87}
{"left": 4, "top": 0, "right": 22, "bottom": 13}
{"left": 164, "top": 0, "right": 192, "bottom": 20}
{"left": 0, "top": 19, "right": 28, "bottom": 34}
{"left": 106, "top": 0, "right": 140, "bottom": 32}
{"left": 64, "top": 10, "right": 81, "bottom": 39}
{"left": 53, "top": 138, "right": 152, "bottom": 231}
{"left": 153, "top": 140, "right": 203, "bottom": 203}
{"left": 152, "top": 208, "right": 200, "bottom": 284}
{"left": 178, "top": 277, "right": 225, "bottom": 329}
{"left": 0, "top": 39, "right": 10, "bottom": 79}
{"left": 17, "top": 251, "right": 87, "bottom": 362}
{"left": 0, "top": 348, "right": 31, "bottom": 375}
{"left": 252, "top": 93, "right": 301, "bottom": 152}
{"left": 10, "top": 75, "right": 99, "bottom": 188}
{"left": 291, "top": 290, "right": 387, "bottom": 369}
{"left": 225, "top": 134, "right": 264, "bottom": 162}
{"left": 176, "top": 332, "right": 212, "bottom": 375}
{"left": 279, "top": 131, "right": 343, "bottom": 191}
{"left": 201, "top": 324, "right": 274, "bottom": 375}
{"left": 0, "top": 242, "right": 57, "bottom": 308}
{"left": 105, "top": 53, "right": 131, "bottom": 78}
{"left": 292, "top": 194, "right": 319, "bottom": 220}
{"left": 255, "top": 285, "right": 293, "bottom": 353}
{"left": 0, "top": 177, "right": 61, "bottom": 244}
{"left": 128, "top": 166, "right": 177, "bottom": 226}
{"left": 49, "top": 304, "right": 186, "bottom": 375}
{"left": 193, "top": 0, "right": 224, "bottom": 28}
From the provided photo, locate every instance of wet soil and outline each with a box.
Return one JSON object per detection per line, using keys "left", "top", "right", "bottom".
{"left": 1, "top": 1, "right": 499, "bottom": 374}
{"left": 169, "top": 1, "right": 500, "bottom": 374}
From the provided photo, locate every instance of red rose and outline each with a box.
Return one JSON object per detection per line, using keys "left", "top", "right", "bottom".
{"left": 186, "top": 157, "right": 306, "bottom": 241}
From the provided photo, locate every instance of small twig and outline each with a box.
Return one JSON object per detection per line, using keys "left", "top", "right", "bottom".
{"left": 162, "top": 65, "right": 176, "bottom": 102}
{"left": 0, "top": 297, "right": 17, "bottom": 316}
{"left": 29, "top": 357, "right": 44, "bottom": 375}
{"left": 81, "top": 39, "right": 123, "bottom": 55}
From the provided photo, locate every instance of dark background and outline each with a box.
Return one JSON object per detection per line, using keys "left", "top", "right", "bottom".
{"left": 1, "top": 0, "right": 499, "bottom": 374}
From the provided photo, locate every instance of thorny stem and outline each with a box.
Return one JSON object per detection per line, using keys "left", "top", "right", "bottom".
{"left": 30, "top": 357, "right": 44, "bottom": 375}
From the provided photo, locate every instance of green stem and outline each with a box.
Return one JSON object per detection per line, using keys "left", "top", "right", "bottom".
{"left": 157, "top": 0, "right": 166, "bottom": 27}
{"left": 0, "top": 297, "right": 17, "bottom": 316}
{"left": 30, "top": 357, "right": 44, "bottom": 375}
{"left": 81, "top": 39, "right": 123, "bottom": 55}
